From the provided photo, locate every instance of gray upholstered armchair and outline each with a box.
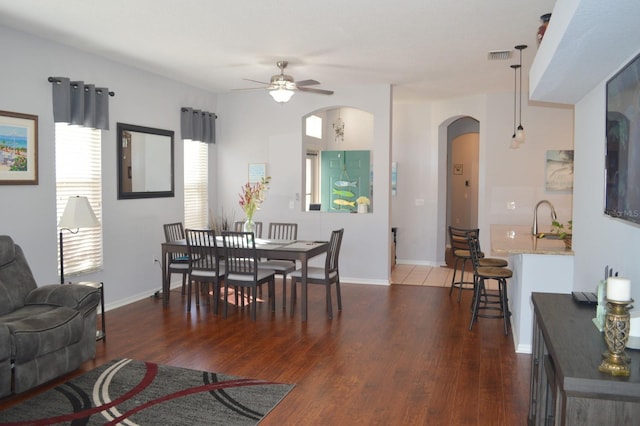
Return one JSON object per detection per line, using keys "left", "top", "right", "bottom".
{"left": 0, "top": 235, "right": 101, "bottom": 397}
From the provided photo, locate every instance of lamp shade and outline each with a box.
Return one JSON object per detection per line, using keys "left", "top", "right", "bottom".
{"left": 269, "top": 88, "right": 294, "bottom": 103}
{"left": 515, "top": 125, "right": 526, "bottom": 143}
{"left": 58, "top": 196, "right": 100, "bottom": 229}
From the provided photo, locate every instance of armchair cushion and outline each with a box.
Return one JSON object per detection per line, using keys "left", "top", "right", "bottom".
{"left": 25, "top": 284, "right": 99, "bottom": 312}
{"left": 2, "top": 305, "right": 83, "bottom": 362}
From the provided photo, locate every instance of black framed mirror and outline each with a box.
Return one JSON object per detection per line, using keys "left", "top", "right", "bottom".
{"left": 117, "top": 123, "right": 174, "bottom": 199}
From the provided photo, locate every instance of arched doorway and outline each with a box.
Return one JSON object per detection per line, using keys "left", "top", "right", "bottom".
{"left": 445, "top": 117, "right": 479, "bottom": 266}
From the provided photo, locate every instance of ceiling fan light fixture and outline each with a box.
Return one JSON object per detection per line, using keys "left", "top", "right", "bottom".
{"left": 269, "top": 88, "right": 294, "bottom": 103}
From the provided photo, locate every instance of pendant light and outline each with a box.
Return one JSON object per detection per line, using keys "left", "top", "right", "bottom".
{"left": 510, "top": 64, "right": 520, "bottom": 149}
{"left": 515, "top": 45, "right": 528, "bottom": 144}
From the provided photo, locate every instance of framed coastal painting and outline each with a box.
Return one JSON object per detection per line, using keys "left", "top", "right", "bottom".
{"left": 545, "top": 150, "right": 573, "bottom": 192}
{"left": 0, "top": 110, "right": 38, "bottom": 185}
{"left": 248, "top": 163, "right": 266, "bottom": 183}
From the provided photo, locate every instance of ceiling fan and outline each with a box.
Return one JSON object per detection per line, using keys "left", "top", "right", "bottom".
{"left": 239, "top": 61, "right": 334, "bottom": 103}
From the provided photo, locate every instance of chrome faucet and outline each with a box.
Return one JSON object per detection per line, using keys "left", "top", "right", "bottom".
{"left": 532, "top": 200, "right": 558, "bottom": 235}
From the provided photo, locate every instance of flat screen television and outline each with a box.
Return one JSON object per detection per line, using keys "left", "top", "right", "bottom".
{"left": 605, "top": 52, "right": 640, "bottom": 225}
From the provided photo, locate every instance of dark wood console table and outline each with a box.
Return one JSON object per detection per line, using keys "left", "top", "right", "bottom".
{"left": 529, "top": 293, "right": 640, "bottom": 425}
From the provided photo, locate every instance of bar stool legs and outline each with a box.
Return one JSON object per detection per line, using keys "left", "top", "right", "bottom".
{"left": 468, "top": 275, "right": 511, "bottom": 335}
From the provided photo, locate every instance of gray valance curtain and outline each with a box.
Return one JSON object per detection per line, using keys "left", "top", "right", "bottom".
{"left": 48, "top": 77, "right": 114, "bottom": 130}
{"left": 181, "top": 107, "right": 217, "bottom": 144}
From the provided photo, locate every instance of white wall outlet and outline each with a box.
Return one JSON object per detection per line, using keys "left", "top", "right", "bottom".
{"left": 415, "top": 198, "right": 425, "bottom": 206}
{"left": 289, "top": 200, "right": 295, "bottom": 209}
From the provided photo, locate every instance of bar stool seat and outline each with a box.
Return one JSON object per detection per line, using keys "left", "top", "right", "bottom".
{"left": 478, "top": 257, "right": 508, "bottom": 267}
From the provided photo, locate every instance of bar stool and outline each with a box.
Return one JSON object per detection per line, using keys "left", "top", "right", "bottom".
{"left": 448, "top": 227, "right": 508, "bottom": 302}
{"left": 467, "top": 235, "right": 512, "bottom": 335}
{"left": 448, "top": 226, "right": 476, "bottom": 302}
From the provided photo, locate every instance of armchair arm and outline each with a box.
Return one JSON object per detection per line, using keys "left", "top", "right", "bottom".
{"left": 25, "top": 284, "right": 100, "bottom": 312}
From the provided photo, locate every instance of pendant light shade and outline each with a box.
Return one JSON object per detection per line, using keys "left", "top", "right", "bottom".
{"left": 510, "top": 64, "right": 520, "bottom": 149}
{"left": 515, "top": 45, "right": 528, "bottom": 144}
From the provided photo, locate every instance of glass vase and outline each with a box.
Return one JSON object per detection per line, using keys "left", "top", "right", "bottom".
{"left": 243, "top": 218, "right": 255, "bottom": 235}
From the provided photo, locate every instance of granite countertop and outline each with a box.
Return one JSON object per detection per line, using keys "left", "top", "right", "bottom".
{"left": 490, "top": 224, "right": 574, "bottom": 256}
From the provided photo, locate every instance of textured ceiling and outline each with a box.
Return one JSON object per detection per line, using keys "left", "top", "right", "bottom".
{"left": 0, "top": 0, "right": 556, "bottom": 101}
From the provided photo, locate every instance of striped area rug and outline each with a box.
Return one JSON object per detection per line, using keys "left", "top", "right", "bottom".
{"left": 0, "top": 359, "right": 294, "bottom": 425}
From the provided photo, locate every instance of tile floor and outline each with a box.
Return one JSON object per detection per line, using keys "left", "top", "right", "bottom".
{"left": 390, "top": 264, "right": 457, "bottom": 287}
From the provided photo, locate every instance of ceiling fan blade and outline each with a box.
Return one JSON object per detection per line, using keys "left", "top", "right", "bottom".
{"left": 242, "top": 78, "right": 271, "bottom": 85}
{"left": 295, "top": 79, "right": 320, "bottom": 87}
{"left": 298, "top": 86, "right": 334, "bottom": 95}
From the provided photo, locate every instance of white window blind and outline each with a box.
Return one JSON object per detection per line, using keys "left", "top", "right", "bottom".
{"left": 184, "top": 140, "right": 208, "bottom": 229}
{"left": 55, "top": 123, "right": 103, "bottom": 278}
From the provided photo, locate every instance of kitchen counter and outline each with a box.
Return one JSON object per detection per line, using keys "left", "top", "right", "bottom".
{"left": 490, "top": 224, "right": 574, "bottom": 353}
{"left": 490, "top": 224, "right": 573, "bottom": 256}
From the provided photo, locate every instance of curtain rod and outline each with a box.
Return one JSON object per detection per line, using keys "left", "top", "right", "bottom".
{"left": 181, "top": 107, "right": 217, "bottom": 119}
{"left": 48, "top": 77, "right": 115, "bottom": 96}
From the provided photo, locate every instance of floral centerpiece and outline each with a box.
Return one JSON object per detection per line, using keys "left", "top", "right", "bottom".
{"left": 238, "top": 176, "right": 271, "bottom": 232}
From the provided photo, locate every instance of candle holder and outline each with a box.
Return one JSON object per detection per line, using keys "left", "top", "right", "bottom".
{"left": 598, "top": 299, "right": 633, "bottom": 376}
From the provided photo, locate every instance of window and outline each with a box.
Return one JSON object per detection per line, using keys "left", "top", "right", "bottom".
{"left": 305, "top": 150, "right": 319, "bottom": 211}
{"left": 55, "top": 123, "right": 103, "bottom": 278}
{"left": 305, "top": 115, "right": 322, "bottom": 139}
{"left": 184, "top": 140, "right": 208, "bottom": 228}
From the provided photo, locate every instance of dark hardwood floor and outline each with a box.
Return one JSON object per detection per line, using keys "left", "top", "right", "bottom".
{"left": 0, "top": 281, "right": 532, "bottom": 425}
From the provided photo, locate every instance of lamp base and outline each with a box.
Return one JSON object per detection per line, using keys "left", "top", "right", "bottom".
{"left": 598, "top": 352, "right": 631, "bottom": 376}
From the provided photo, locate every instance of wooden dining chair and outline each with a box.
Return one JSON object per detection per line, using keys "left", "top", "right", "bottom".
{"left": 163, "top": 222, "right": 190, "bottom": 295}
{"left": 290, "top": 228, "right": 344, "bottom": 319}
{"left": 267, "top": 222, "right": 298, "bottom": 240}
{"left": 233, "top": 220, "right": 263, "bottom": 238}
{"left": 221, "top": 231, "right": 276, "bottom": 320}
{"left": 258, "top": 222, "right": 298, "bottom": 310}
{"left": 185, "top": 229, "right": 225, "bottom": 314}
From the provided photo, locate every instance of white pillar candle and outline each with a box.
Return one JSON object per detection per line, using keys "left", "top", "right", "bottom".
{"left": 606, "top": 277, "right": 631, "bottom": 301}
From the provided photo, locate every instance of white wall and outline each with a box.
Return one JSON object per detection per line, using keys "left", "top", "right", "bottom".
{"left": 392, "top": 94, "right": 574, "bottom": 265}
{"left": 0, "top": 21, "right": 583, "bottom": 309}
{"left": 573, "top": 52, "right": 640, "bottom": 299}
{"left": 0, "top": 25, "right": 217, "bottom": 309}
{"left": 215, "top": 86, "right": 392, "bottom": 284}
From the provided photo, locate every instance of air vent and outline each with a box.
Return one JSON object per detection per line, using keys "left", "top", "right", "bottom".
{"left": 488, "top": 50, "right": 513, "bottom": 61}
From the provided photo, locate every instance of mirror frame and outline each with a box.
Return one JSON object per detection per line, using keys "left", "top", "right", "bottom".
{"left": 117, "top": 122, "right": 175, "bottom": 199}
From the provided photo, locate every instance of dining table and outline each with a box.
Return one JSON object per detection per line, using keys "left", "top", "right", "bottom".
{"left": 161, "top": 237, "right": 329, "bottom": 321}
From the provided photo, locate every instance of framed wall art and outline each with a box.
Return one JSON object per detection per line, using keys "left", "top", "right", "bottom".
{"left": 545, "top": 150, "right": 573, "bottom": 192}
{"left": 605, "top": 51, "right": 640, "bottom": 225}
{"left": 248, "top": 163, "right": 266, "bottom": 183}
{"left": 0, "top": 110, "right": 38, "bottom": 185}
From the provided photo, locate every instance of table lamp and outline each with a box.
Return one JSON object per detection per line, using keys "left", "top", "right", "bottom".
{"left": 58, "top": 196, "right": 100, "bottom": 284}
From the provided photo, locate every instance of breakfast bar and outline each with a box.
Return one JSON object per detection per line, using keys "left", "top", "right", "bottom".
{"left": 490, "top": 224, "right": 574, "bottom": 353}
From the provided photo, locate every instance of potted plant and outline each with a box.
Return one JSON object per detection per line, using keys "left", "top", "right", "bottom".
{"left": 356, "top": 196, "right": 370, "bottom": 214}
{"left": 551, "top": 219, "right": 572, "bottom": 249}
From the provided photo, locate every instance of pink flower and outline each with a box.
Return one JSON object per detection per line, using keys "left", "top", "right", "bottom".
{"left": 238, "top": 176, "right": 271, "bottom": 220}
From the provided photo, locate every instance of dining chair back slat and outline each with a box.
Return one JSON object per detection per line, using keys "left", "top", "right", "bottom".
{"left": 268, "top": 223, "right": 298, "bottom": 240}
